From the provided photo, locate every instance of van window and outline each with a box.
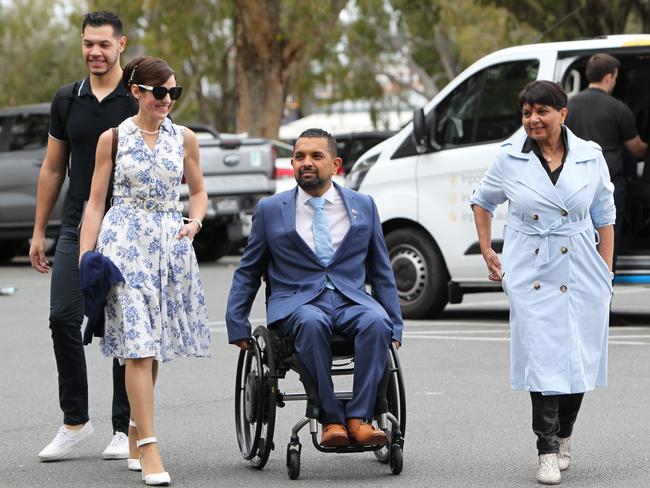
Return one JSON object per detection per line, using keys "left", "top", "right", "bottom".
{"left": 435, "top": 59, "right": 539, "bottom": 147}
{"left": 10, "top": 113, "right": 49, "bottom": 151}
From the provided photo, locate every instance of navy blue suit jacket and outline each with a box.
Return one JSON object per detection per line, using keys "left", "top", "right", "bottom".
{"left": 225, "top": 183, "right": 403, "bottom": 343}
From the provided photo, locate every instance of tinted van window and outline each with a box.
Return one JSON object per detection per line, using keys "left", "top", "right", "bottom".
{"left": 435, "top": 59, "right": 539, "bottom": 147}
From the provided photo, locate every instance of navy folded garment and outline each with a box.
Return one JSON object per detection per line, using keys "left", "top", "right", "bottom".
{"left": 79, "top": 251, "right": 124, "bottom": 345}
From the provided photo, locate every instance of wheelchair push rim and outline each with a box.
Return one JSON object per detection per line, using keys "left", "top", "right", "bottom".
{"left": 373, "top": 342, "right": 406, "bottom": 464}
{"left": 234, "top": 327, "right": 278, "bottom": 468}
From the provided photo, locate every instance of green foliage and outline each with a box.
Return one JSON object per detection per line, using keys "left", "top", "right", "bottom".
{"left": 0, "top": 0, "right": 83, "bottom": 107}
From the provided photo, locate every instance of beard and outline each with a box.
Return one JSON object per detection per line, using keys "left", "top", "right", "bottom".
{"left": 87, "top": 53, "right": 117, "bottom": 76}
{"left": 296, "top": 171, "right": 327, "bottom": 191}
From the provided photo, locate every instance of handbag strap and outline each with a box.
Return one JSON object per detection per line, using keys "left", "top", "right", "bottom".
{"left": 106, "top": 127, "right": 118, "bottom": 210}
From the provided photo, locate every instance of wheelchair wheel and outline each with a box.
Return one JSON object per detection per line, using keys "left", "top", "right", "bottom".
{"left": 374, "top": 343, "right": 406, "bottom": 464}
{"left": 389, "top": 444, "right": 403, "bottom": 474}
{"left": 234, "top": 327, "right": 277, "bottom": 469}
{"left": 286, "top": 445, "right": 301, "bottom": 480}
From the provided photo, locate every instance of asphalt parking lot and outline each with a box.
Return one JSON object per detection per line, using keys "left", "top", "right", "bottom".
{"left": 1, "top": 256, "right": 649, "bottom": 487}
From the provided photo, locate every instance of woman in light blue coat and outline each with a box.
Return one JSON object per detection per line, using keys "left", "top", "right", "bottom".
{"left": 471, "top": 80, "right": 615, "bottom": 485}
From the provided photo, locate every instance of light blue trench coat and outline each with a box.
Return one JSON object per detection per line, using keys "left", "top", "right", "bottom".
{"left": 471, "top": 127, "right": 615, "bottom": 394}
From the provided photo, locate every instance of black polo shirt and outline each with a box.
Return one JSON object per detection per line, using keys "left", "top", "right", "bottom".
{"left": 565, "top": 87, "right": 637, "bottom": 179}
{"left": 522, "top": 126, "right": 569, "bottom": 186}
{"left": 49, "top": 77, "right": 132, "bottom": 226}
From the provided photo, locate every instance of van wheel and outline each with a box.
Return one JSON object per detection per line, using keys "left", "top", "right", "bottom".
{"left": 0, "top": 240, "right": 22, "bottom": 263}
{"left": 385, "top": 228, "right": 448, "bottom": 319}
{"left": 192, "top": 226, "right": 231, "bottom": 262}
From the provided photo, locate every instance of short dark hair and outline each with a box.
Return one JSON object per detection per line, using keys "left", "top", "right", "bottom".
{"left": 122, "top": 56, "right": 175, "bottom": 88}
{"left": 585, "top": 53, "right": 621, "bottom": 83}
{"left": 82, "top": 11, "right": 123, "bottom": 37}
{"left": 295, "top": 128, "right": 338, "bottom": 157}
{"left": 518, "top": 80, "right": 567, "bottom": 110}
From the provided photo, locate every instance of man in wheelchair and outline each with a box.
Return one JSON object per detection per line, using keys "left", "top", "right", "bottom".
{"left": 226, "top": 128, "right": 403, "bottom": 448}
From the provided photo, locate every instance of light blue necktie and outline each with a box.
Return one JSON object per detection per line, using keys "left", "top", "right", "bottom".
{"left": 307, "top": 197, "right": 334, "bottom": 266}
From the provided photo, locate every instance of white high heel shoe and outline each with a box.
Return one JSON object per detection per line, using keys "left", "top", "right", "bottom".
{"left": 137, "top": 437, "right": 171, "bottom": 486}
{"left": 127, "top": 420, "right": 142, "bottom": 472}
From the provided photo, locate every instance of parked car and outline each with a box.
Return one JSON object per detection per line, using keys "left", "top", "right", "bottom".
{"left": 348, "top": 34, "right": 650, "bottom": 318}
{"left": 0, "top": 105, "right": 275, "bottom": 262}
{"left": 0, "top": 103, "right": 64, "bottom": 262}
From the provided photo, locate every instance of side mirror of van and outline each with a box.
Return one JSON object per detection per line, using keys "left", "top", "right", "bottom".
{"left": 412, "top": 107, "right": 440, "bottom": 153}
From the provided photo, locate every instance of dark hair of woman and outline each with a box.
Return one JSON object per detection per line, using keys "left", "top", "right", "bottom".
{"left": 122, "top": 56, "right": 175, "bottom": 89}
{"left": 518, "top": 80, "right": 567, "bottom": 111}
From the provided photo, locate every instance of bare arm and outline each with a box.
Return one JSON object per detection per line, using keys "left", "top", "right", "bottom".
{"left": 177, "top": 128, "right": 208, "bottom": 240}
{"left": 624, "top": 135, "right": 647, "bottom": 159}
{"left": 29, "top": 136, "right": 70, "bottom": 273}
{"left": 472, "top": 204, "right": 502, "bottom": 281}
{"left": 596, "top": 224, "right": 614, "bottom": 272}
{"left": 78, "top": 130, "right": 113, "bottom": 261}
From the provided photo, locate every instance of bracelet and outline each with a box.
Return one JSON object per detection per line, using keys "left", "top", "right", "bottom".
{"left": 183, "top": 217, "right": 203, "bottom": 231}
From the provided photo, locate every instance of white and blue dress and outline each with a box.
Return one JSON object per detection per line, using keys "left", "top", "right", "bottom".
{"left": 96, "top": 117, "right": 210, "bottom": 363}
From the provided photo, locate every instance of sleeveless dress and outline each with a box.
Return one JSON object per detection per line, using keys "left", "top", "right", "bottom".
{"left": 96, "top": 117, "right": 211, "bottom": 363}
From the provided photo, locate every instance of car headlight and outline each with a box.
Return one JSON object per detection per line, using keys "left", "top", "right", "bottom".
{"left": 346, "top": 154, "right": 379, "bottom": 190}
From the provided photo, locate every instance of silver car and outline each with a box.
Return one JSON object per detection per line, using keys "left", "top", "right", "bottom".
{"left": 0, "top": 104, "right": 66, "bottom": 262}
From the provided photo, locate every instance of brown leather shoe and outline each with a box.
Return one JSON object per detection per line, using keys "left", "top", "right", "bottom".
{"left": 320, "top": 423, "right": 350, "bottom": 447}
{"left": 346, "top": 419, "right": 387, "bottom": 446}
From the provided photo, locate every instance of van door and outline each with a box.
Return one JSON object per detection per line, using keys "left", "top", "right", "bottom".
{"left": 418, "top": 57, "right": 550, "bottom": 282}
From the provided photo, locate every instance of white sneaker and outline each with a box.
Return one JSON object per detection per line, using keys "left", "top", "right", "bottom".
{"left": 558, "top": 437, "right": 571, "bottom": 471}
{"left": 537, "top": 453, "right": 561, "bottom": 485}
{"left": 102, "top": 431, "right": 130, "bottom": 460}
{"left": 38, "top": 421, "right": 94, "bottom": 461}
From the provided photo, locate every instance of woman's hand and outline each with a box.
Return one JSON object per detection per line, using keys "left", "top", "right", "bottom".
{"left": 481, "top": 247, "right": 503, "bottom": 281}
{"left": 177, "top": 220, "right": 201, "bottom": 241}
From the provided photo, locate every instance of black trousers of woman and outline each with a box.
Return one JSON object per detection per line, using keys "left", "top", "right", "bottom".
{"left": 530, "top": 392, "right": 584, "bottom": 454}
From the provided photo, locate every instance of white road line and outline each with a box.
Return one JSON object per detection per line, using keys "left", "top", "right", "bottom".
{"left": 609, "top": 340, "right": 649, "bottom": 346}
{"left": 405, "top": 334, "right": 510, "bottom": 342}
{"left": 608, "top": 334, "right": 650, "bottom": 339}
{"left": 403, "top": 329, "right": 507, "bottom": 335}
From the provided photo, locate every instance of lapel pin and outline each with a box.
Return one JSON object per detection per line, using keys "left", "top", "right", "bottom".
{"left": 351, "top": 208, "right": 358, "bottom": 220}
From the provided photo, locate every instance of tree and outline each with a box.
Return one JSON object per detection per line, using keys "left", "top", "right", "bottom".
{"left": 234, "top": 0, "right": 348, "bottom": 138}
{"left": 0, "top": 0, "right": 82, "bottom": 107}
{"left": 480, "top": 0, "right": 650, "bottom": 41}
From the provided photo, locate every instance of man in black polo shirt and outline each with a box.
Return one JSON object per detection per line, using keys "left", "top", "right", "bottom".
{"left": 29, "top": 11, "right": 133, "bottom": 462}
{"left": 565, "top": 53, "right": 647, "bottom": 272}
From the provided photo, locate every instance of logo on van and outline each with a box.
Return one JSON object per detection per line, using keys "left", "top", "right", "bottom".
{"left": 223, "top": 154, "right": 240, "bottom": 166}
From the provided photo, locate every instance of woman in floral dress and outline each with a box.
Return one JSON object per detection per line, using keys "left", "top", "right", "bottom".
{"left": 79, "top": 55, "right": 210, "bottom": 486}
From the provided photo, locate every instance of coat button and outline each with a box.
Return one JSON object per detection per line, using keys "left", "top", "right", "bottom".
{"left": 561, "top": 210, "right": 568, "bottom": 216}
{"left": 534, "top": 248, "right": 539, "bottom": 255}
{"left": 532, "top": 214, "right": 539, "bottom": 220}
{"left": 561, "top": 246, "right": 568, "bottom": 254}
{"left": 533, "top": 282, "right": 541, "bottom": 289}
{"left": 560, "top": 285, "right": 567, "bottom": 292}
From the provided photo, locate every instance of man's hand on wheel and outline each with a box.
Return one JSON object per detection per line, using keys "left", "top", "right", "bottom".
{"left": 233, "top": 339, "right": 251, "bottom": 350}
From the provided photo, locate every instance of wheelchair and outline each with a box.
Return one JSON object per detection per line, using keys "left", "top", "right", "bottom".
{"left": 234, "top": 323, "right": 406, "bottom": 480}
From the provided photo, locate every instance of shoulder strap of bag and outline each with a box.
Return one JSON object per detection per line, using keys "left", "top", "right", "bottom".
{"left": 106, "top": 127, "right": 118, "bottom": 211}
{"left": 55, "top": 81, "right": 78, "bottom": 177}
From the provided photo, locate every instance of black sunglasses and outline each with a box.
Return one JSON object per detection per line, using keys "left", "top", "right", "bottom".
{"left": 137, "top": 84, "right": 183, "bottom": 100}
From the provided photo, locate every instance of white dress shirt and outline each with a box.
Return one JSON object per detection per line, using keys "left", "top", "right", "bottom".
{"left": 296, "top": 184, "right": 350, "bottom": 255}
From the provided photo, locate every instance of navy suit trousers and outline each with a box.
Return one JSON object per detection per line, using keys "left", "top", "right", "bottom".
{"left": 279, "top": 288, "right": 392, "bottom": 424}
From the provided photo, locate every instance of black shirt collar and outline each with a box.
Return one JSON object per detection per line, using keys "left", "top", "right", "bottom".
{"left": 77, "top": 76, "right": 129, "bottom": 99}
{"left": 522, "top": 125, "right": 569, "bottom": 163}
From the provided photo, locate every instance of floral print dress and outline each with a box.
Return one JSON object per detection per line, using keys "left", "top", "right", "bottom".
{"left": 96, "top": 117, "right": 210, "bottom": 363}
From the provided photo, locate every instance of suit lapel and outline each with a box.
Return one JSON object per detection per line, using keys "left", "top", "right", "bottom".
{"left": 329, "top": 184, "right": 362, "bottom": 265}
{"left": 281, "top": 188, "right": 322, "bottom": 265}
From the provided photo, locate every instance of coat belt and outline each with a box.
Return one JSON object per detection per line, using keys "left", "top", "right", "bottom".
{"left": 505, "top": 216, "right": 593, "bottom": 266}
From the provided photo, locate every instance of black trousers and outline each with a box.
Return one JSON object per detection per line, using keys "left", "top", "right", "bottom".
{"left": 49, "top": 225, "right": 130, "bottom": 432}
{"left": 530, "top": 392, "right": 584, "bottom": 454}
